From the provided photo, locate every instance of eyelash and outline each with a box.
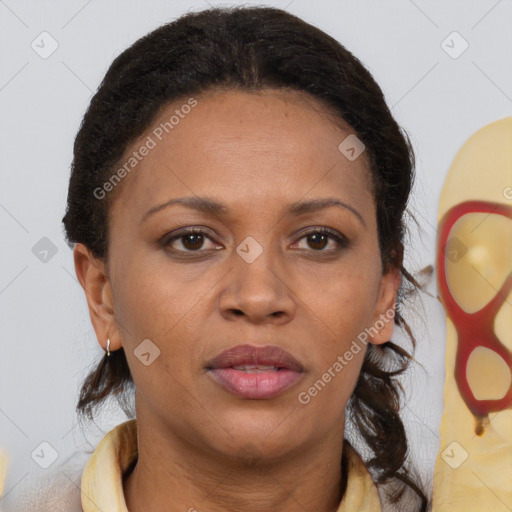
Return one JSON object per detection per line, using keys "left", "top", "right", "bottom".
{"left": 160, "top": 227, "right": 349, "bottom": 255}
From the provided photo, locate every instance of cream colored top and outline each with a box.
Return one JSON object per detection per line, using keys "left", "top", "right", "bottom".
{"left": 80, "top": 419, "right": 382, "bottom": 512}
{"left": 0, "top": 448, "right": 9, "bottom": 501}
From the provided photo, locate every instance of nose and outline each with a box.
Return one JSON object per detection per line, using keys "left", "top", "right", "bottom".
{"left": 218, "top": 240, "right": 296, "bottom": 325}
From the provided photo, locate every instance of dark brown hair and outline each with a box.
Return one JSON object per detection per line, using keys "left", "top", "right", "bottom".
{"left": 62, "top": 6, "right": 430, "bottom": 510}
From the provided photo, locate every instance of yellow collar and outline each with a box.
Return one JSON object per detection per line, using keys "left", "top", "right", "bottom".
{"left": 81, "top": 419, "right": 137, "bottom": 512}
{"left": 81, "top": 419, "right": 381, "bottom": 512}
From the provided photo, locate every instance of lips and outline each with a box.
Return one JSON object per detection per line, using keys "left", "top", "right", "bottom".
{"left": 206, "top": 344, "right": 304, "bottom": 371}
{"left": 206, "top": 344, "right": 304, "bottom": 399}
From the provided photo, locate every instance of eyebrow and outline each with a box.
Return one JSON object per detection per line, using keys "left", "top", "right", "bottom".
{"left": 140, "top": 196, "right": 366, "bottom": 227}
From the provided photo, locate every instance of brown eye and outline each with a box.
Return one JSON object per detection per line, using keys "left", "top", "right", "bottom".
{"left": 294, "top": 228, "right": 348, "bottom": 252}
{"left": 162, "top": 228, "right": 219, "bottom": 253}
{"left": 181, "top": 232, "right": 206, "bottom": 250}
{"left": 306, "top": 232, "right": 329, "bottom": 250}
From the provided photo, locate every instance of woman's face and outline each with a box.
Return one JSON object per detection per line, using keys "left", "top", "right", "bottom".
{"left": 77, "top": 88, "right": 399, "bottom": 461}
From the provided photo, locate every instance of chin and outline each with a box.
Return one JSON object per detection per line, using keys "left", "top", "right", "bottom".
{"left": 212, "top": 410, "right": 309, "bottom": 454}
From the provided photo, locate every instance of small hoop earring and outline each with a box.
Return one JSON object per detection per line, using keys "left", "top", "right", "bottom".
{"left": 106, "top": 338, "right": 111, "bottom": 357}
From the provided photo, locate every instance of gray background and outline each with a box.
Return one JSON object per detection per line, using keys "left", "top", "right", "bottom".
{"left": 1, "top": 0, "right": 511, "bottom": 509}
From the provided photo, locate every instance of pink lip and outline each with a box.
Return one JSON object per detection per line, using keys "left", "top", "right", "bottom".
{"left": 206, "top": 344, "right": 305, "bottom": 399}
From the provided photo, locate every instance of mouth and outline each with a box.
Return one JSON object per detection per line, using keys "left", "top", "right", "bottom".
{"left": 205, "top": 344, "right": 305, "bottom": 399}
{"left": 230, "top": 364, "right": 283, "bottom": 373}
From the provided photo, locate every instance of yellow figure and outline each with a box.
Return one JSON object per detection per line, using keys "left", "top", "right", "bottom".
{"left": 433, "top": 117, "right": 512, "bottom": 511}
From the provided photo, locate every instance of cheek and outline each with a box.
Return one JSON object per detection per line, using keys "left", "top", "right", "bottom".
{"left": 293, "top": 260, "right": 377, "bottom": 403}
{"left": 111, "top": 251, "right": 212, "bottom": 361}
{"left": 111, "top": 262, "right": 209, "bottom": 406}
{"left": 296, "top": 344, "right": 366, "bottom": 427}
{"left": 299, "top": 262, "right": 379, "bottom": 342}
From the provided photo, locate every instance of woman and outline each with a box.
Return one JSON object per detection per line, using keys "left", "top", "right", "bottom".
{"left": 61, "top": 6, "right": 429, "bottom": 511}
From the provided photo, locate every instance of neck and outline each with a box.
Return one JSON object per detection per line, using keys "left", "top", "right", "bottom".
{"left": 123, "top": 419, "right": 346, "bottom": 512}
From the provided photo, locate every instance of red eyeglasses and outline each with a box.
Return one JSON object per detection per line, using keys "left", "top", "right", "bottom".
{"left": 437, "top": 200, "right": 512, "bottom": 419}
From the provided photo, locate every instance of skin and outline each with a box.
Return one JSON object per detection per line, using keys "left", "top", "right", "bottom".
{"left": 74, "top": 88, "right": 400, "bottom": 512}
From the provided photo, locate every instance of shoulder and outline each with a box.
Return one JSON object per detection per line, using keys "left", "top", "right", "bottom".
{"left": 8, "top": 419, "right": 137, "bottom": 512}
{"left": 338, "top": 442, "right": 382, "bottom": 511}
{"left": 3, "top": 446, "right": 91, "bottom": 512}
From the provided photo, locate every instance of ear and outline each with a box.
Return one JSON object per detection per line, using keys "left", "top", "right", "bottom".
{"left": 368, "top": 264, "right": 401, "bottom": 345}
{"left": 73, "top": 243, "right": 122, "bottom": 353}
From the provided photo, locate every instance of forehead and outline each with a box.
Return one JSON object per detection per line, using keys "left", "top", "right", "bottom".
{"left": 109, "top": 88, "right": 374, "bottom": 221}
